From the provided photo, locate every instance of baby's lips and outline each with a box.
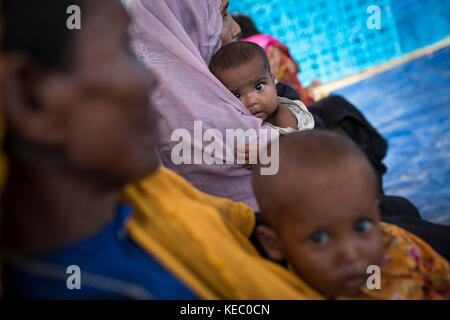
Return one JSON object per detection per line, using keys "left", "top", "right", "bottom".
{"left": 342, "top": 274, "right": 366, "bottom": 289}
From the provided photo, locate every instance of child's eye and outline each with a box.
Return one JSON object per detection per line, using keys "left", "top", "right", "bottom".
{"left": 255, "top": 83, "right": 265, "bottom": 91}
{"left": 309, "top": 232, "right": 328, "bottom": 245}
{"left": 354, "top": 220, "right": 372, "bottom": 233}
{"left": 234, "top": 93, "right": 241, "bottom": 99}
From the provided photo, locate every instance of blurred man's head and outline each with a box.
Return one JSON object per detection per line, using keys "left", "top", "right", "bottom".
{"left": 2, "top": 0, "right": 160, "bottom": 186}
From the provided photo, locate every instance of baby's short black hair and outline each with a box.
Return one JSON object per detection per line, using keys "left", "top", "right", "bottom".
{"left": 209, "top": 41, "right": 271, "bottom": 76}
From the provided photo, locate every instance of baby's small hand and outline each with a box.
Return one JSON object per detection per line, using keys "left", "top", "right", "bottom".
{"left": 235, "top": 144, "right": 260, "bottom": 169}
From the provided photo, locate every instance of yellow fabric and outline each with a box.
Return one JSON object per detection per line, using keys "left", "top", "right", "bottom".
{"left": 122, "top": 167, "right": 323, "bottom": 300}
{"left": 347, "top": 222, "right": 449, "bottom": 300}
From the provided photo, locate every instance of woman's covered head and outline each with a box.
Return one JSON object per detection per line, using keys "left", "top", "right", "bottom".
{"left": 219, "top": 0, "right": 241, "bottom": 46}
{"left": 127, "top": 0, "right": 236, "bottom": 67}
{"left": 2, "top": 0, "right": 160, "bottom": 186}
{"left": 252, "top": 131, "right": 384, "bottom": 298}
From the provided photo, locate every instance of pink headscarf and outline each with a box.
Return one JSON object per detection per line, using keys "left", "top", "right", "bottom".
{"left": 243, "top": 34, "right": 295, "bottom": 60}
{"left": 243, "top": 34, "right": 280, "bottom": 51}
{"left": 127, "top": 0, "right": 278, "bottom": 211}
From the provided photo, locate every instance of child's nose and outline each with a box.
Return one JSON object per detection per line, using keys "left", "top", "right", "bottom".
{"left": 336, "top": 239, "right": 359, "bottom": 264}
{"left": 243, "top": 92, "right": 258, "bottom": 108}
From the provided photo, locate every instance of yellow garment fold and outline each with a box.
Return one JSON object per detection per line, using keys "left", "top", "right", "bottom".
{"left": 122, "top": 167, "right": 323, "bottom": 300}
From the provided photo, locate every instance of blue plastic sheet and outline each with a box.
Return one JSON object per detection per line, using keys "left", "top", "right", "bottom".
{"left": 229, "top": 0, "right": 450, "bottom": 85}
{"left": 333, "top": 46, "right": 450, "bottom": 225}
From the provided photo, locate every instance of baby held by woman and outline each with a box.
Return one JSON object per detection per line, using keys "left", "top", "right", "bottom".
{"left": 210, "top": 41, "right": 315, "bottom": 134}
{"left": 251, "top": 131, "right": 449, "bottom": 299}
{"left": 210, "top": 41, "right": 449, "bottom": 299}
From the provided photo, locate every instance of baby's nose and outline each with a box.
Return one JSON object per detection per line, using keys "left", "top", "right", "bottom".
{"left": 335, "top": 237, "right": 362, "bottom": 265}
{"left": 243, "top": 93, "right": 258, "bottom": 108}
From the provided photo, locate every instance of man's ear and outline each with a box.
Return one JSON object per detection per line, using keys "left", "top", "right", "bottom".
{"left": 2, "top": 53, "right": 73, "bottom": 147}
{"left": 256, "top": 224, "right": 285, "bottom": 261}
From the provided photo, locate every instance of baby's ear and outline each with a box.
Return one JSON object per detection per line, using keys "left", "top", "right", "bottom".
{"left": 256, "top": 225, "right": 285, "bottom": 261}
{"left": 271, "top": 73, "right": 276, "bottom": 81}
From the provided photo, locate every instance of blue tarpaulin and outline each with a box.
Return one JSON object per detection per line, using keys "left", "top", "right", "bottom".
{"left": 230, "top": 0, "right": 450, "bottom": 85}
{"left": 333, "top": 46, "right": 450, "bottom": 225}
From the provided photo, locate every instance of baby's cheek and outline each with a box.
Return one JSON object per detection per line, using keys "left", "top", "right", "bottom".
{"left": 368, "top": 231, "right": 385, "bottom": 266}
{"left": 292, "top": 251, "right": 335, "bottom": 289}
{"left": 269, "top": 92, "right": 279, "bottom": 112}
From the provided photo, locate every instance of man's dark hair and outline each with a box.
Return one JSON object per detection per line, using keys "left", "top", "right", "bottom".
{"left": 2, "top": 0, "right": 86, "bottom": 70}
{"left": 209, "top": 41, "right": 271, "bottom": 76}
{"left": 231, "top": 14, "right": 259, "bottom": 39}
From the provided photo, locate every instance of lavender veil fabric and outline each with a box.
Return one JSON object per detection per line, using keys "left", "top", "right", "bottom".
{"left": 127, "top": 0, "right": 278, "bottom": 211}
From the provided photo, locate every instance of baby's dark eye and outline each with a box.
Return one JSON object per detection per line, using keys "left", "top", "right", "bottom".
{"left": 309, "top": 232, "right": 328, "bottom": 245}
{"left": 255, "top": 83, "right": 265, "bottom": 91}
{"left": 354, "top": 220, "right": 372, "bottom": 233}
{"left": 234, "top": 93, "right": 241, "bottom": 99}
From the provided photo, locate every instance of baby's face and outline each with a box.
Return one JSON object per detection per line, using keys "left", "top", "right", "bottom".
{"left": 277, "top": 166, "right": 384, "bottom": 298}
{"left": 215, "top": 57, "right": 278, "bottom": 121}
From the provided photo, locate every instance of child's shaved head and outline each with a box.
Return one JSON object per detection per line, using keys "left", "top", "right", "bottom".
{"left": 252, "top": 130, "right": 379, "bottom": 229}
{"left": 252, "top": 130, "right": 383, "bottom": 298}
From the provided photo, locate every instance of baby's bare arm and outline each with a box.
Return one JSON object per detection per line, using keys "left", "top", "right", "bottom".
{"left": 266, "top": 103, "right": 298, "bottom": 130}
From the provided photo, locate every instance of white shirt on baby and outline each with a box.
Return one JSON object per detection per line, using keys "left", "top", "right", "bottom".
{"left": 264, "top": 96, "right": 315, "bottom": 134}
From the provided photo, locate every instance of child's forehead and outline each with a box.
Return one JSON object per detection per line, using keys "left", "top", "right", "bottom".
{"left": 246, "top": 55, "right": 270, "bottom": 73}
{"left": 277, "top": 167, "right": 378, "bottom": 224}
{"left": 281, "top": 198, "right": 377, "bottom": 235}
{"left": 220, "top": 59, "right": 270, "bottom": 87}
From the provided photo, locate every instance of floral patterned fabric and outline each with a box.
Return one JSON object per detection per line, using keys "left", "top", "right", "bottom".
{"left": 347, "top": 222, "right": 449, "bottom": 300}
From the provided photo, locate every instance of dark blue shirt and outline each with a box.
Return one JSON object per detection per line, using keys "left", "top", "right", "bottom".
{"left": 3, "top": 204, "right": 198, "bottom": 300}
